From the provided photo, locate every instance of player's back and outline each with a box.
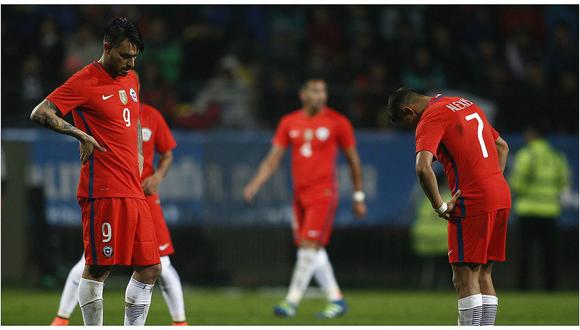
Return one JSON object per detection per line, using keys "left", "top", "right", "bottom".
{"left": 418, "top": 95, "right": 511, "bottom": 216}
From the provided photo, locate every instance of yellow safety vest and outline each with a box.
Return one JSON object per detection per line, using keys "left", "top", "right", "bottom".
{"left": 411, "top": 191, "right": 450, "bottom": 257}
{"left": 509, "top": 139, "right": 570, "bottom": 218}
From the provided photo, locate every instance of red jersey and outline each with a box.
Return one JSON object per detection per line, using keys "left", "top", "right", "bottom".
{"left": 139, "top": 103, "right": 177, "bottom": 180}
{"left": 47, "top": 62, "right": 144, "bottom": 199}
{"left": 415, "top": 95, "right": 511, "bottom": 217}
{"left": 273, "top": 106, "right": 356, "bottom": 195}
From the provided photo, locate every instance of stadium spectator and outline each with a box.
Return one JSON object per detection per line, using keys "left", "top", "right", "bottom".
{"left": 401, "top": 47, "right": 447, "bottom": 92}
{"left": 1, "top": 5, "right": 578, "bottom": 134}
{"left": 63, "top": 24, "right": 100, "bottom": 75}
{"left": 38, "top": 17, "right": 65, "bottom": 84}
{"left": 193, "top": 55, "right": 257, "bottom": 129}
{"left": 139, "top": 17, "right": 182, "bottom": 84}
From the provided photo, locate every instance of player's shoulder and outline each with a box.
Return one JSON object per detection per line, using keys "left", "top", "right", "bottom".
{"left": 141, "top": 103, "right": 165, "bottom": 121}
{"left": 423, "top": 95, "right": 465, "bottom": 119}
{"left": 324, "top": 107, "right": 351, "bottom": 123}
{"left": 141, "top": 102, "right": 157, "bottom": 114}
{"left": 279, "top": 109, "right": 303, "bottom": 123}
{"left": 127, "top": 70, "right": 140, "bottom": 82}
{"left": 67, "top": 63, "right": 100, "bottom": 85}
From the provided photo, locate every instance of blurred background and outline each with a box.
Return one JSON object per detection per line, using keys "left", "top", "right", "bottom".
{"left": 1, "top": 4, "right": 578, "bottom": 298}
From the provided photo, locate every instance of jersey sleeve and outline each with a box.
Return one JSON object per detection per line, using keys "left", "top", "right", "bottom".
{"left": 337, "top": 116, "right": 356, "bottom": 149}
{"left": 272, "top": 117, "right": 290, "bottom": 147}
{"left": 154, "top": 111, "right": 177, "bottom": 154}
{"left": 415, "top": 110, "right": 445, "bottom": 158}
{"left": 490, "top": 126, "right": 500, "bottom": 140}
{"left": 46, "top": 73, "right": 86, "bottom": 116}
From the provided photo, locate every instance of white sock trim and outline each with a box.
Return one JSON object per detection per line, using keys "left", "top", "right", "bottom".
{"left": 482, "top": 295, "right": 498, "bottom": 305}
{"left": 78, "top": 278, "right": 104, "bottom": 307}
{"left": 458, "top": 293, "right": 483, "bottom": 310}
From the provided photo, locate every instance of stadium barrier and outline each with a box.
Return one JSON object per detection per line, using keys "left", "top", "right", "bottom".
{"left": 2, "top": 129, "right": 578, "bottom": 289}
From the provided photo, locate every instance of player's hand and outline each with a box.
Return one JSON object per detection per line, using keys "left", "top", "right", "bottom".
{"left": 243, "top": 182, "right": 260, "bottom": 203}
{"left": 142, "top": 173, "right": 162, "bottom": 196}
{"left": 79, "top": 134, "right": 106, "bottom": 164}
{"left": 353, "top": 201, "right": 367, "bottom": 219}
{"left": 438, "top": 189, "right": 462, "bottom": 221}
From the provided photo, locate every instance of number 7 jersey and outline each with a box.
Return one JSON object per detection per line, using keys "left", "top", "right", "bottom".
{"left": 415, "top": 95, "right": 511, "bottom": 217}
{"left": 46, "top": 61, "right": 144, "bottom": 199}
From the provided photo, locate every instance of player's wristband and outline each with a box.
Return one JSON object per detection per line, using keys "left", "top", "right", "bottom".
{"left": 353, "top": 191, "right": 365, "bottom": 202}
{"left": 436, "top": 202, "right": 448, "bottom": 215}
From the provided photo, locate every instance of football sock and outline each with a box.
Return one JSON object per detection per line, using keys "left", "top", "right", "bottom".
{"left": 285, "top": 247, "right": 319, "bottom": 305}
{"left": 313, "top": 249, "right": 343, "bottom": 301}
{"left": 56, "top": 256, "right": 85, "bottom": 318}
{"left": 159, "top": 256, "right": 187, "bottom": 322}
{"left": 481, "top": 295, "right": 499, "bottom": 326}
{"left": 78, "top": 278, "right": 104, "bottom": 326}
{"left": 124, "top": 277, "right": 154, "bottom": 326}
{"left": 457, "top": 294, "right": 483, "bottom": 326}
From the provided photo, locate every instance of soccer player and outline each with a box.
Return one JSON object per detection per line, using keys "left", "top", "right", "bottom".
{"left": 243, "top": 79, "right": 367, "bottom": 318}
{"left": 386, "top": 87, "right": 511, "bottom": 326}
{"left": 30, "top": 18, "right": 160, "bottom": 326}
{"left": 50, "top": 103, "right": 187, "bottom": 326}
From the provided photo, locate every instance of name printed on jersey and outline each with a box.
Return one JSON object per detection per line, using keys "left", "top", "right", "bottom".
{"left": 445, "top": 98, "right": 474, "bottom": 112}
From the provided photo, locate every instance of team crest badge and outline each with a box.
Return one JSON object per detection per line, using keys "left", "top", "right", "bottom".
{"left": 119, "top": 90, "right": 128, "bottom": 105}
{"left": 129, "top": 88, "right": 138, "bottom": 102}
{"left": 316, "top": 127, "right": 330, "bottom": 141}
{"left": 103, "top": 246, "right": 113, "bottom": 258}
{"left": 142, "top": 128, "right": 152, "bottom": 142}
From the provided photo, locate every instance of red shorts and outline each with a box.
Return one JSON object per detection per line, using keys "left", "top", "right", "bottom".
{"left": 146, "top": 194, "right": 175, "bottom": 257}
{"left": 78, "top": 197, "right": 160, "bottom": 266}
{"left": 292, "top": 189, "right": 338, "bottom": 246}
{"left": 448, "top": 208, "right": 510, "bottom": 264}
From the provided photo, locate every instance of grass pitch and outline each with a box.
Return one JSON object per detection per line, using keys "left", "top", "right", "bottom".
{"left": 1, "top": 287, "right": 578, "bottom": 325}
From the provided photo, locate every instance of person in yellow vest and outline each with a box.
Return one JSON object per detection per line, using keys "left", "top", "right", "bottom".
{"left": 411, "top": 172, "right": 451, "bottom": 289}
{"left": 510, "top": 127, "right": 571, "bottom": 291}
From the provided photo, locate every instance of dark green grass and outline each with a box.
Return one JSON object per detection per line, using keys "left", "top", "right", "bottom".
{"left": 1, "top": 287, "right": 578, "bottom": 325}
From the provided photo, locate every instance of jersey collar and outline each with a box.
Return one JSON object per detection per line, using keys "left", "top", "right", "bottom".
{"left": 428, "top": 94, "right": 443, "bottom": 104}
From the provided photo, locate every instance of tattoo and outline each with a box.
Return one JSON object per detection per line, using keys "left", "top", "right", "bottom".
{"left": 32, "top": 100, "right": 84, "bottom": 139}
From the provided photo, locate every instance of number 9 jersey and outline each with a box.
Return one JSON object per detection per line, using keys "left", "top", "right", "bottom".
{"left": 415, "top": 95, "right": 511, "bottom": 218}
{"left": 46, "top": 61, "right": 144, "bottom": 199}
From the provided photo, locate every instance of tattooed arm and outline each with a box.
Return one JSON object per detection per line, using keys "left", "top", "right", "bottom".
{"left": 30, "top": 99, "right": 106, "bottom": 163}
{"left": 137, "top": 118, "right": 144, "bottom": 175}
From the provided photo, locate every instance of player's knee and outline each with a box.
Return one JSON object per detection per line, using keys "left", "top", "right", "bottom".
{"left": 145, "top": 263, "right": 162, "bottom": 282}
{"left": 479, "top": 268, "right": 493, "bottom": 285}
{"left": 86, "top": 265, "right": 111, "bottom": 280}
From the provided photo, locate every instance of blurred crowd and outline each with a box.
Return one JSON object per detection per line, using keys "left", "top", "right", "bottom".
{"left": 2, "top": 5, "right": 578, "bottom": 133}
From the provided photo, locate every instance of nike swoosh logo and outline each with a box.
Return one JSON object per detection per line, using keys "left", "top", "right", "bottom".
{"left": 448, "top": 250, "right": 454, "bottom": 256}
{"left": 159, "top": 243, "right": 170, "bottom": 251}
{"left": 102, "top": 94, "right": 113, "bottom": 100}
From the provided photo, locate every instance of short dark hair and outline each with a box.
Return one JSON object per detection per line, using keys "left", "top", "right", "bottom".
{"left": 301, "top": 78, "right": 326, "bottom": 91}
{"left": 386, "top": 87, "right": 420, "bottom": 124}
{"left": 103, "top": 18, "right": 144, "bottom": 52}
